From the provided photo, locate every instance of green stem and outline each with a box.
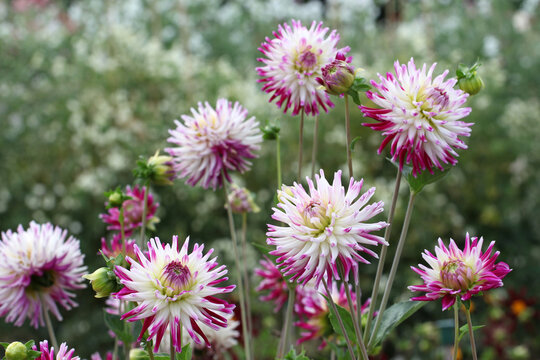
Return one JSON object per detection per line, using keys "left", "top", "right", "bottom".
{"left": 121, "top": 301, "right": 131, "bottom": 360}
{"left": 465, "top": 306, "right": 478, "bottom": 360}
{"left": 298, "top": 109, "right": 305, "bottom": 182}
{"left": 345, "top": 95, "right": 353, "bottom": 179}
{"left": 322, "top": 278, "right": 357, "bottom": 360}
{"left": 453, "top": 302, "right": 460, "bottom": 360}
{"left": 368, "top": 191, "right": 416, "bottom": 348}
{"left": 311, "top": 115, "right": 319, "bottom": 178}
{"left": 41, "top": 296, "right": 59, "bottom": 350}
{"left": 222, "top": 176, "right": 252, "bottom": 360}
{"left": 276, "top": 286, "right": 296, "bottom": 358}
{"left": 241, "top": 213, "right": 253, "bottom": 356}
{"left": 340, "top": 270, "right": 368, "bottom": 360}
{"left": 355, "top": 272, "right": 362, "bottom": 349}
{"left": 170, "top": 330, "right": 175, "bottom": 360}
{"left": 145, "top": 339, "right": 155, "bottom": 360}
{"left": 139, "top": 180, "right": 150, "bottom": 249}
{"left": 276, "top": 133, "right": 282, "bottom": 187}
{"left": 363, "top": 169, "right": 402, "bottom": 342}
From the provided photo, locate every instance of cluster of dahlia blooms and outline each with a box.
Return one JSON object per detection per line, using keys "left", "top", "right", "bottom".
{"left": 409, "top": 233, "right": 511, "bottom": 310}
{"left": 0, "top": 222, "right": 86, "bottom": 328}
{"left": 114, "top": 235, "right": 236, "bottom": 352}
{"left": 100, "top": 185, "right": 159, "bottom": 237}
{"left": 166, "top": 99, "right": 262, "bottom": 190}
{"left": 267, "top": 169, "right": 387, "bottom": 286}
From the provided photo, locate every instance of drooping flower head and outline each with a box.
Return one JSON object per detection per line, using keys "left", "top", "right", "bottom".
{"left": 100, "top": 185, "right": 159, "bottom": 237}
{"left": 166, "top": 99, "right": 262, "bottom": 190}
{"left": 361, "top": 58, "right": 473, "bottom": 176}
{"left": 33, "top": 341, "right": 79, "bottom": 360}
{"left": 0, "top": 222, "right": 87, "bottom": 328}
{"left": 257, "top": 20, "right": 350, "bottom": 116}
{"left": 267, "top": 170, "right": 388, "bottom": 286}
{"left": 409, "top": 233, "right": 511, "bottom": 311}
{"left": 114, "top": 236, "right": 236, "bottom": 352}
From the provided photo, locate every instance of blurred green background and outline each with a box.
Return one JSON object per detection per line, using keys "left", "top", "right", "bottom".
{"left": 0, "top": 0, "right": 538, "bottom": 359}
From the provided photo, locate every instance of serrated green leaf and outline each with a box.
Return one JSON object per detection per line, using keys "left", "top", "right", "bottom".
{"left": 176, "top": 345, "right": 192, "bottom": 360}
{"left": 368, "top": 301, "right": 426, "bottom": 353}
{"left": 283, "top": 349, "right": 311, "bottom": 360}
{"left": 323, "top": 295, "right": 356, "bottom": 345}
{"left": 103, "top": 310, "right": 134, "bottom": 345}
{"left": 457, "top": 324, "right": 485, "bottom": 342}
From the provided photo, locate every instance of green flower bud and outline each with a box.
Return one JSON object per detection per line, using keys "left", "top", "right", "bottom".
{"left": 262, "top": 123, "right": 280, "bottom": 140}
{"left": 146, "top": 150, "right": 175, "bottom": 186}
{"left": 5, "top": 342, "right": 28, "bottom": 360}
{"left": 456, "top": 62, "right": 484, "bottom": 95}
{"left": 129, "top": 349, "right": 149, "bottom": 360}
{"left": 83, "top": 267, "right": 120, "bottom": 298}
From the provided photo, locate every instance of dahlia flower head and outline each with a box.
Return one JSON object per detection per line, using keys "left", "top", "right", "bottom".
{"left": 100, "top": 233, "right": 136, "bottom": 259}
{"left": 254, "top": 256, "right": 289, "bottom": 312}
{"left": 0, "top": 222, "right": 87, "bottom": 328}
{"left": 267, "top": 169, "right": 388, "bottom": 287}
{"left": 33, "top": 341, "right": 79, "bottom": 360}
{"left": 166, "top": 99, "right": 262, "bottom": 190}
{"left": 409, "top": 233, "right": 511, "bottom": 311}
{"left": 100, "top": 185, "right": 159, "bottom": 237}
{"left": 257, "top": 20, "right": 351, "bottom": 116}
{"left": 114, "top": 236, "right": 236, "bottom": 352}
{"left": 361, "top": 58, "right": 473, "bottom": 176}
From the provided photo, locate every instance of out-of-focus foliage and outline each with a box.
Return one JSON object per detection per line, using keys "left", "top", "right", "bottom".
{"left": 0, "top": 0, "right": 539, "bottom": 359}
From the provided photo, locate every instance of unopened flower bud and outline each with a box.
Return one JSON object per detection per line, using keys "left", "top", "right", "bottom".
{"left": 262, "top": 124, "right": 280, "bottom": 140}
{"left": 107, "top": 191, "right": 123, "bottom": 208}
{"left": 226, "top": 184, "right": 260, "bottom": 214}
{"left": 316, "top": 52, "right": 355, "bottom": 96}
{"left": 5, "top": 342, "right": 28, "bottom": 360}
{"left": 456, "top": 62, "right": 484, "bottom": 95}
{"left": 83, "top": 267, "right": 121, "bottom": 298}
{"left": 129, "top": 349, "right": 149, "bottom": 360}
{"left": 146, "top": 150, "right": 175, "bottom": 186}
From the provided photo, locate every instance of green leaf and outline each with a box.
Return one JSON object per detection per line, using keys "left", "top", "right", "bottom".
{"left": 103, "top": 310, "right": 135, "bottom": 345}
{"left": 251, "top": 241, "right": 273, "bottom": 255}
{"left": 23, "top": 341, "right": 35, "bottom": 350}
{"left": 388, "top": 159, "right": 451, "bottom": 194}
{"left": 346, "top": 89, "right": 361, "bottom": 106}
{"left": 368, "top": 301, "right": 426, "bottom": 353}
{"left": 0, "top": 343, "right": 9, "bottom": 350}
{"left": 457, "top": 324, "right": 485, "bottom": 342}
{"left": 283, "top": 349, "right": 311, "bottom": 360}
{"left": 27, "top": 351, "right": 43, "bottom": 360}
{"left": 328, "top": 343, "right": 351, "bottom": 360}
{"left": 323, "top": 295, "right": 356, "bottom": 345}
{"left": 350, "top": 136, "right": 362, "bottom": 151}
{"left": 176, "top": 345, "right": 192, "bottom": 360}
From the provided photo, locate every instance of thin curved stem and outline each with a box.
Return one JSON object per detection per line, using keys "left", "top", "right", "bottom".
{"left": 41, "top": 296, "right": 59, "bottom": 350}
{"left": 241, "top": 213, "right": 253, "bottom": 356}
{"left": 465, "top": 307, "right": 478, "bottom": 360}
{"left": 453, "top": 302, "right": 460, "bottom": 360}
{"left": 368, "top": 191, "right": 416, "bottom": 347}
{"left": 222, "top": 176, "right": 252, "bottom": 360}
{"left": 363, "top": 169, "right": 402, "bottom": 342}
{"left": 341, "top": 275, "right": 368, "bottom": 360}
{"left": 311, "top": 115, "right": 319, "bottom": 178}
{"left": 345, "top": 95, "right": 353, "bottom": 179}
{"left": 139, "top": 180, "right": 150, "bottom": 249}
{"left": 276, "top": 287, "right": 296, "bottom": 358}
{"left": 322, "top": 279, "right": 357, "bottom": 360}
{"left": 298, "top": 109, "right": 305, "bottom": 182}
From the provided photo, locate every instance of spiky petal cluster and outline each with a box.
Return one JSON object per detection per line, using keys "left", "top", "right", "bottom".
{"left": 100, "top": 185, "right": 159, "bottom": 237}
{"left": 361, "top": 58, "right": 473, "bottom": 176}
{"left": 254, "top": 256, "right": 289, "bottom": 312}
{"left": 33, "top": 341, "right": 79, "bottom": 360}
{"left": 166, "top": 99, "right": 262, "bottom": 190}
{"left": 257, "top": 20, "right": 349, "bottom": 116}
{"left": 100, "top": 234, "right": 136, "bottom": 259}
{"left": 114, "top": 236, "right": 236, "bottom": 352}
{"left": 409, "top": 234, "right": 511, "bottom": 311}
{"left": 267, "top": 170, "right": 387, "bottom": 286}
{"left": 0, "top": 222, "right": 87, "bottom": 328}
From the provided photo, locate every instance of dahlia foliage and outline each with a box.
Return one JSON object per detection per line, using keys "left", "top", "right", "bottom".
{"left": 0, "top": 222, "right": 87, "bottom": 328}
{"left": 267, "top": 170, "right": 387, "bottom": 286}
{"left": 409, "top": 234, "right": 511, "bottom": 310}
{"left": 257, "top": 20, "right": 350, "bottom": 116}
{"left": 114, "top": 236, "right": 236, "bottom": 352}
{"left": 166, "top": 99, "right": 262, "bottom": 190}
{"left": 361, "top": 58, "right": 473, "bottom": 176}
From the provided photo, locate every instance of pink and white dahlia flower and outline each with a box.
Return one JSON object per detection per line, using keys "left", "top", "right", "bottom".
{"left": 361, "top": 58, "right": 473, "bottom": 176}
{"left": 409, "top": 233, "right": 511, "bottom": 311}
{"left": 267, "top": 170, "right": 387, "bottom": 286}
{"left": 257, "top": 20, "right": 349, "bottom": 116}
{"left": 0, "top": 222, "right": 87, "bottom": 328}
{"left": 100, "top": 185, "right": 159, "bottom": 237}
{"left": 114, "top": 236, "right": 236, "bottom": 352}
{"left": 254, "top": 256, "right": 289, "bottom": 312}
{"left": 166, "top": 99, "right": 262, "bottom": 190}
{"left": 33, "top": 341, "right": 79, "bottom": 360}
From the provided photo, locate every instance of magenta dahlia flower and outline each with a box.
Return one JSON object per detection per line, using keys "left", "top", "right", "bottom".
{"left": 409, "top": 233, "right": 511, "bottom": 311}
{"left": 361, "top": 58, "right": 473, "bottom": 176}
{"left": 100, "top": 185, "right": 159, "bottom": 237}
{"left": 267, "top": 170, "right": 387, "bottom": 286}
{"left": 257, "top": 20, "right": 349, "bottom": 116}
{"left": 254, "top": 256, "right": 289, "bottom": 312}
{"left": 114, "top": 236, "right": 236, "bottom": 352}
{"left": 166, "top": 99, "right": 262, "bottom": 190}
{"left": 33, "top": 341, "right": 79, "bottom": 360}
{"left": 100, "top": 233, "right": 136, "bottom": 259}
{"left": 0, "top": 222, "right": 87, "bottom": 328}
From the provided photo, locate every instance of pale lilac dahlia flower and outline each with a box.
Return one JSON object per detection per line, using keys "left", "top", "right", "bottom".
{"left": 166, "top": 99, "right": 262, "bottom": 190}
{"left": 114, "top": 236, "right": 236, "bottom": 352}
{"left": 100, "top": 185, "right": 159, "bottom": 237}
{"left": 0, "top": 222, "right": 86, "bottom": 328}
{"left": 267, "top": 170, "right": 388, "bottom": 286}
{"left": 409, "top": 233, "right": 511, "bottom": 311}
{"left": 361, "top": 58, "right": 473, "bottom": 176}
{"left": 33, "top": 341, "right": 79, "bottom": 360}
{"left": 257, "top": 20, "right": 350, "bottom": 116}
